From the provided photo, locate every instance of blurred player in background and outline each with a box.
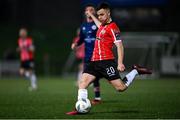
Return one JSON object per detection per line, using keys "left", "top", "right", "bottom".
{"left": 71, "top": 4, "right": 102, "bottom": 104}
{"left": 71, "top": 28, "right": 85, "bottom": 84}
{"left": 67, "top": 2, "right": 152, "bottom": 115}
{"left": 17, "top": 28, "right": 37, "bottom": 91}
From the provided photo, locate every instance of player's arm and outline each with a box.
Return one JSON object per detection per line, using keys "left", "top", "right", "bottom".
{"left": 29, "top": 44, "right": 35, "bottom": 52}
{"left": 77, "top": 29, "right": 84, "bottom": 46}
{"left": 28, "top": 40, "right": 35, "bottom": 52}
{"left": 71, "top": 37, "right": 80, "bottom": 50}
{"left": 86, "top": 11, "right": 101, "bottom": 28}
{"left": 16, "top": 42, "right": 23, "bottom": 52}
{"left": 115, "top": 42, "right": 125, "bottom": 72}
{"left": 71, "top": 33, "right": 80, "bottom": 50}
{"left": 71, "top": 28, "right": 84, "bottom": 50}
{"left": 16, "top": 40, "right": 21, "bottom": 52}
{"left": 71, "top": 37, "right": 83, "bottom": 50}
{"left": 71, "top": 42, "right": 77, "bottom": 50}
{"left": 111, "top": 25, "right": 125, "bottom": 72}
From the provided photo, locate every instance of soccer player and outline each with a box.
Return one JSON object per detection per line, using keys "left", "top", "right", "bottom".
{"left": 17, "top": 28, "right": 37, "bottom": 91}
{"left": 67, "top": 3, "right": 152, "bottom": 115}
{"left": 71, "top": 28, "right": 85, "bottom": 84}
{"left": 71, "top": 4, "right": 102, "bottom": 104}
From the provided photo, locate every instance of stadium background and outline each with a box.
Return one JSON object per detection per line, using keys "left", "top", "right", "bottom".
{"left": 0, "top": 0, "right": 180, "bottom": 119}
{"left": 0, "top": 0, "right": 179, "bottom": 76}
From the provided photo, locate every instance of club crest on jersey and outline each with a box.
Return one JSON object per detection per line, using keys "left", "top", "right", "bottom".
{"left": 101, "top": 30, "right": 106, "bottom": 34}
{"left": 92, "top": 25, "right": 97, "bottom": 30}
{"left": 82, "top": 27, "right": 86, "bottom": 30}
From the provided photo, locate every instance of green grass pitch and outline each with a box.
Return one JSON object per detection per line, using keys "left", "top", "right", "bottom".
{"left": 0, "top": 77, "right": 180, "bottom": 119}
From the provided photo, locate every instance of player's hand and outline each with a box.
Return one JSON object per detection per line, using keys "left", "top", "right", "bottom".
{"left": 117, "top": 63, "right": 125, "bottom": 72}
{"left": 28, "top": 45, "right": 35, "bottom": 52}
{"left": 85, "top": 10, "right": 92, "bottom": 18}
{"left": 71, "top": 43, "right": 77, "bottom": 50}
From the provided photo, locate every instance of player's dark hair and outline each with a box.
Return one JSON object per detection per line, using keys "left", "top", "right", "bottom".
{"left": 84, "top": 3, "right": 95, "bottom": 9}
{"left": 19, "top": 27, "right": 28, "bottom": 31}
{"left": 96, "top": 2, "right": 110, "bottom": 11}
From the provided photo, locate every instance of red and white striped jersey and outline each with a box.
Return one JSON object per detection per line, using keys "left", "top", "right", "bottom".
{"left": 18, "top": 37, "right": 34, "bottom": 61}
{"left": 91, "top": 22, "right": 122, "bottom": 61}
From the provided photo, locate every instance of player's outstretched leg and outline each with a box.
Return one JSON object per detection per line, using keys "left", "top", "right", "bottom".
{"left": 110, "top": 65, "right": 152, "bottom": 91}
{"left": 132, "top": 64, "right": 152, "bottom": 75}
{"left": 122, "top": 64, "right": 152, "bottom": 87}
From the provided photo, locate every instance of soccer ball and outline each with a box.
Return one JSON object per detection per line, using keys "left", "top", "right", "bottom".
{"left": 75, "top": 99, "right": 91, "bottom": 114}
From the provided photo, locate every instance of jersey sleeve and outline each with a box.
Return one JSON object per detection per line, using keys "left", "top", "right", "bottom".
{"left": 72, "top": 36, "right": 80, "bottom": 43}
{"left": 27, "top": 38, "right": 35, "bottom": 51}
{"left": 28, "top": 38, "right": 33, "bottom": 46}
{"left": 110, "top": 23, "right": 122, "bottom": 43}
{"left": 77, "top": 26, "right": 85, "bottom": 46}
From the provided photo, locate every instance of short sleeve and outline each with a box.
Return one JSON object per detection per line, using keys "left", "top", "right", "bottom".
{"left": 110, "top": 23, "right": 122, "bottom": 43}
{"left": 29, "top": 38, "right": 33, "bottom": 45}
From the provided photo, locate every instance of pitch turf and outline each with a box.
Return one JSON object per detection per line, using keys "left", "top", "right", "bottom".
{"left": 0, "top": 77, "right": 180, "bottom": 119}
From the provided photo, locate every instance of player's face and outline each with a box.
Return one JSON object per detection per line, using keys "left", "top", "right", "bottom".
{"left": 97, "top": 9, "right": 110, "bottom": 25}
{"left": 85, "top": 6, "right": 95, "bottom": 18}
{"left": 19, "top": 29, "right": 27, "bottom": 38}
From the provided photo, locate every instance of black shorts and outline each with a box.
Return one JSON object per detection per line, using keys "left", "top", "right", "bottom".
{"left": 83, "top": 60, "right": 121, "bottom": 81}
{"left": 84, "top": 62, "right": 100, "bottom": 81}
{"left": 20, "top": 60, "right": 34, "bottom": 70}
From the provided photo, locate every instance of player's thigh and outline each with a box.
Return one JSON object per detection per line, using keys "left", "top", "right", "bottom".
{"left": 109, "top": 79, "right": 127, "bottom": 91}
{"left": 79, "top": 73, "right": 96, "bottom": 89}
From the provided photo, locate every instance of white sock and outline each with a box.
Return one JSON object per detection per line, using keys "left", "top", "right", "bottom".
{"left": 125, "top": 69, "right": 138, "bottom": 87}
{"left": 30, "top": 74, "right": 37, "bottom": 88}
{"left": 78, "top": 89, "right": 88, "bottom": 101}
{"left": 25, "top": 71, "right": 30, "bottom": 78}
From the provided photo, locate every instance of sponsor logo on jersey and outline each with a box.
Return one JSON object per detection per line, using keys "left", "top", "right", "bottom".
{"left": 85, "top": 38, "right": 96, "bottom": 43}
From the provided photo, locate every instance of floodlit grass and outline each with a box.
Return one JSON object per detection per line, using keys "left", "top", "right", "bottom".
{"left": 0, "top": 77, "right": 180, "bottom": 119}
